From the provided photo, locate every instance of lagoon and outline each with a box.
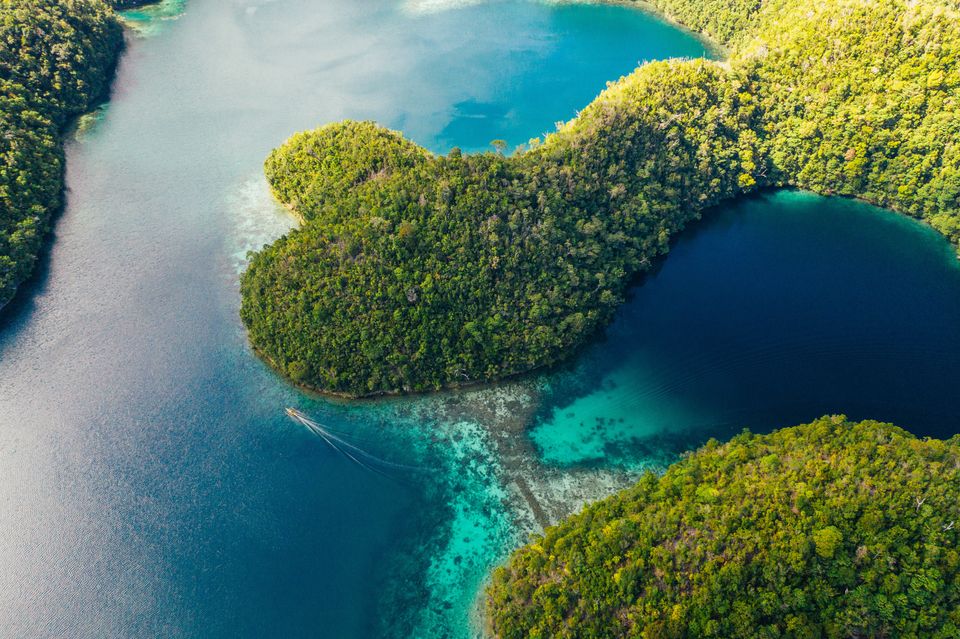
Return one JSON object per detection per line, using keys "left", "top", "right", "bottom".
{"left": 532, "top": 191, "right": 960, "bottom": 467}
{"left": 0, "top": 1, "right": 957, "bottom": 638}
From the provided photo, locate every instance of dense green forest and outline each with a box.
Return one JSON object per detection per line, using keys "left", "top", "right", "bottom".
{"left": 487, "top": 417, "right": 960, "bottom": 638}
{"left": 0, "top": 0, "right": 124, "bottom": 309}
{"left": 241, "top": 0, "right": 960, "bottom": 396}
{"left": 245, "top": 67, "right": 760, "bottom": 394}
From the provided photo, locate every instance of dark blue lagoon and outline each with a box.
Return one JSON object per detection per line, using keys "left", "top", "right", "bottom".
{"left": 0, "top": 1, "right": 957, "bottom": 639}
{"left": 530, "top": 191, "right": 960, "bottom": 467}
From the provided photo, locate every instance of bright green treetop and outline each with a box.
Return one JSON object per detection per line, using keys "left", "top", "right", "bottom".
{"left": 487, "top": 417, "right": 960, "bottom": 639}
{"left": 242, "top": 0, "right": 960, "bottom": 396}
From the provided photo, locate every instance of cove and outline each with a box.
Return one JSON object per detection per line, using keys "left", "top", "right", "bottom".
{"left": 531, "top": 190, "right": 960, "bottom": 466}
{"left": 0, "top": 2, "right": 706, "bottom": 638}
{"left": 0, "top": 3, "right": 958, "bottom": 639}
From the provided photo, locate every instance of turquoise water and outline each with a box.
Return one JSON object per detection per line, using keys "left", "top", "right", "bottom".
{"left": 117, "top": 0, "right": 188, "bottom": 35}
{"left": 0, "top": 2, "right": 958, "bottom": 639}
{"left": 0, "top": 2, "right": 706, "bottom": 638}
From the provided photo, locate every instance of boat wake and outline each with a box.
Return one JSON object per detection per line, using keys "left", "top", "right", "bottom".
{"left": 285, "top": 408, "right": 428, "bottom": 480}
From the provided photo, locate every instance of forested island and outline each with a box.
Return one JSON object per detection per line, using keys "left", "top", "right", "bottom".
{"left": 241, "top": 0, "right": 960, "bottom": 397}
{"left": 3, "top": 2, "right": 957, "bottom": 637}
{"left": 0, "top": 0, "right": 148, "bottom": 310}
{"left": 486, "top": 417, "right": 960, "bottom": 638}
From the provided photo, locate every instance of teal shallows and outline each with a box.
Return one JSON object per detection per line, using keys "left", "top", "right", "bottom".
{"left": 118, "top": 0, "right": 187, "bottom": 36}
{"left": 0, "top": 2, "right": 705, "bottom": 638}
{"left": 0, "top": 2, "right": 958, "bottom": 639}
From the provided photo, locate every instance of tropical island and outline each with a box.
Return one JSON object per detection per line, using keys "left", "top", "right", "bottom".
{"left": 240, "top": 0, "right": 960, "bottom": 397}
{"left": 486, "top": 416, "right": 960, "bottom": 638}
{"left": 0, "top": 1, "right": 957, "bottom": 638}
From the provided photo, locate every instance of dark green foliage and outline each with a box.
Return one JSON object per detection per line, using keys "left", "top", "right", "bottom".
{"left": 242, "top": 66, "right": 761, "bottom": 395}
{"left": 0, "top": 0, "right": 124, "bottom": 307}
{"left": 487, "top": 417, "right": 960, "bottom": 638}
{"left": 242, "top": 0, "right": 960, "bottom": 396}
{"left": 742, "top": 0, "right": 960, "bottom": 245}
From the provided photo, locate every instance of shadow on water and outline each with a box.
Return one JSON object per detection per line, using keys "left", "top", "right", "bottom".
{"left": 0, "top": 179, "right": 81, "bottom": 341}
{"left": 0, "top": 241, "right": 54, "bottom": 338}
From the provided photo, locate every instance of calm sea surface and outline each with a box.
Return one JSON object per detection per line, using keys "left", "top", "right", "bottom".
{"left": 0, "top": 1, "right": 957, "bottom": 638}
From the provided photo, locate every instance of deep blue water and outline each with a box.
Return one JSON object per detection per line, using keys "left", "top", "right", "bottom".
{"left": 531, "top": 191, "right": 960, "bottom": 466}
{"left": 0, "top": 2, "right": 957, "bottom": 639}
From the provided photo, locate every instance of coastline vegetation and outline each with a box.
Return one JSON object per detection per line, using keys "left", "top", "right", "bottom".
{"left": 486, "top": 416, "right": 960, "bottom": 638}
{"left": 0, "top": 0, "right": 134, "bottom": 310}
{"left": 242, "top": 0, "right": 960, "bottom": 397}
{"left": 245, "top": 67, "right": 760, "bottom": 395}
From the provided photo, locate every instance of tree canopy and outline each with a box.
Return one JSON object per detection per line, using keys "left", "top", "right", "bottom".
{"left": 241, "top": 0, "right": 960, "bottom": 397}
{"left": 486, "top": 417, "right": 960, "bottom": 638}
{"left": 0, "top": 0, "right": 124, "bottom": 308}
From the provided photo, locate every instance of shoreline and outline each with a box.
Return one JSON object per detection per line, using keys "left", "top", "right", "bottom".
{"left": 416, "top": 382, "right": 662, "bottom": 639}
{"left": 244, "top": 0, "right": 960, "bottom": 398}
{"left": 0, "top": 4, "right": 127, "bottom": 315}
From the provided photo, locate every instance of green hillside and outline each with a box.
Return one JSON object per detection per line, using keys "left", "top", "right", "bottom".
{"left": 241, "top": 0, "right": 960, "bottom": 396}
{"left": 0, "top": 0, "right": 124, "bottom": 308}
{"left": 487, "top": 417, "right": 960, "bottom": 638}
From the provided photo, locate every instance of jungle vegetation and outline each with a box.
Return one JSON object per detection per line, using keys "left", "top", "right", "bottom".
{"left": 0, "top": 0, "right": 124, "bottom": 309}
{"left": 242, "top": 0, "right": 960, "bottom": 396}
{"left": 486, "top": 416, "right": 960, "bottom": 638}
